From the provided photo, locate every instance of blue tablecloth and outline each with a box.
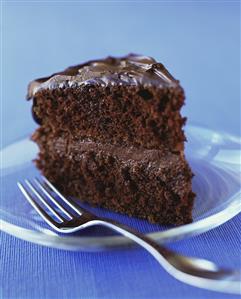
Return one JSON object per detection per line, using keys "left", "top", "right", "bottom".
{"left": 1, "top": 2, "right": 240, "bottom": 299}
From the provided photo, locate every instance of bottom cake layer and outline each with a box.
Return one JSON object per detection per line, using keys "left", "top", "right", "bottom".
{"left": 32, "top": 132, "right": 195, "bottom": 225}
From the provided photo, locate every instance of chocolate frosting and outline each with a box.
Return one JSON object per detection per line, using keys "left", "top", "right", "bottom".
{"left": 53, "top": 137, "right": 183, "bottom": 166}
{"left": 27, "top": 54, "right": 179, "bottom": 99}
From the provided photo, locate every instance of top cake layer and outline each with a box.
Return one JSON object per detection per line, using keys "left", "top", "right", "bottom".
{"left": 28, "top": 54, "right": 186, "bottom": 151}
{"left": 27, "top": 54, "right": 179, "bottom": 99}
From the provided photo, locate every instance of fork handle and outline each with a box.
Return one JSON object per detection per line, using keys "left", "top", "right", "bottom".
{"left": 93, "top": 218, "right": 170, "bottom": 256}
{"left": 88, "top": 218, "right": 241, "bottom": 294}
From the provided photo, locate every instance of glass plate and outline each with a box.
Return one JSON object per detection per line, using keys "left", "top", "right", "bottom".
{"left": 1, "top": 124, "right": 241, "bottom": 251}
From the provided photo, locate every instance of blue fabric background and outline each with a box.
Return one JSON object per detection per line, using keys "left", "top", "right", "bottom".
{"left": 1, "top": 2, "right": 240, "bottom": 299}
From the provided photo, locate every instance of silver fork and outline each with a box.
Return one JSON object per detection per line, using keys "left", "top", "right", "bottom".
{"left": 17, "top": 176, "right": 241, "bottom": 294}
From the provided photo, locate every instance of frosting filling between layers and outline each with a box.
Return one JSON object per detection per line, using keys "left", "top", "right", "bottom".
{"left": 51, "top": 137, "right": 184, "bottom": 164}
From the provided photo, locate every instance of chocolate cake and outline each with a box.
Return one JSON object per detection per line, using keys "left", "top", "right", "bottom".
{"left": 27, "top": 54, "right": 195, "bottom": 225}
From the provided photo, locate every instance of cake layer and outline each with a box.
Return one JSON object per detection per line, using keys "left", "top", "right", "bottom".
{"left": 32, "top": 132, "right": 194, "bottom": 225}
{"left": 28, "top": 54, "right": 186, "bottom": 151}
{"left": 30, "top": 85, "right": 186, "bottom": 151}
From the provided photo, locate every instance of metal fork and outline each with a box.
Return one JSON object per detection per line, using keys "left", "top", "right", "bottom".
{"left": 17, "top": 177, "right": 241, "bottom": 294}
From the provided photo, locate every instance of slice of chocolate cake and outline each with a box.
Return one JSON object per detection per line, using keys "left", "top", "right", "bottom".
{"left": 27, "top": 54, "right": 195, "bottom": 225}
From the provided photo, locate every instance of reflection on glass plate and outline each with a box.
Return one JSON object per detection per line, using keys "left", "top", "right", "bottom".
{"left": 1, "top": 124, "right": 241, "bottom": 251}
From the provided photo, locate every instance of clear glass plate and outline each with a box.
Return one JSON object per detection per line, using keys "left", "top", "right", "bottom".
{"left": 1, "top": 124, "right": 241, "bottom": 251}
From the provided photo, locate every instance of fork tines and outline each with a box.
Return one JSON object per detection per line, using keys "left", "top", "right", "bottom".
{"left": 17, "top": 177, "right": 83, "bottom": 228}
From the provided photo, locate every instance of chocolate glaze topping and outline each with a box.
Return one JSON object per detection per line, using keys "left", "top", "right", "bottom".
{"left": 27, "top": 54, "right": 179, "bottom": 99}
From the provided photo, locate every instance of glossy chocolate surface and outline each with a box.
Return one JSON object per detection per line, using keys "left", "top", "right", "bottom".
{"left": 27, "top": 54, "right": 179, "bottom": 99}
